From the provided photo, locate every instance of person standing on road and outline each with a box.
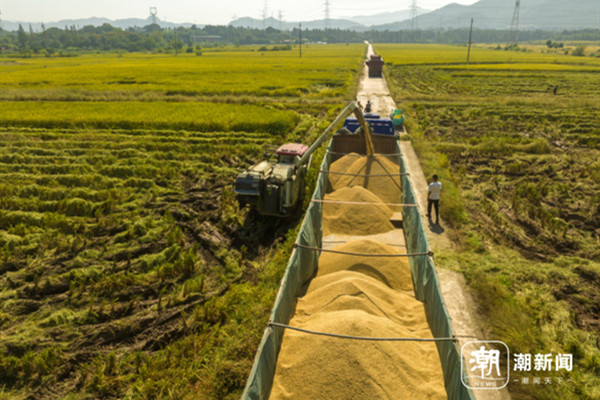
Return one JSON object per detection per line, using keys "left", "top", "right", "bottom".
{"left": 427, "top": 174, "right": 442, "bottom": 224}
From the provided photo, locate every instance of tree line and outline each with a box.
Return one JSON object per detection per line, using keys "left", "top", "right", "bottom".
{"left": 1, "top": 23, "right": 598, "bottom": 54}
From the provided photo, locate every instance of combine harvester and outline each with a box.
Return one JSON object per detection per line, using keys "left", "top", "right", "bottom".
{"left": 239, "top": 102, "right": 475, "bottom": 400}
{"left": 234, "top": 104, "right": 372, "bottom": 217}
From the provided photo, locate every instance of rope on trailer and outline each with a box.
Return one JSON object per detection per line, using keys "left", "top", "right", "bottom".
{"left": 269, "top": 322, "right": 456, "bottom": 342}
{"left": 293, "top": 243, "right": 433, "bottom": 258}
{"left": 311, "top": 199, "right": 418, "bottom": 207}
{"left": 326, "top": 151, "right": 402, "bottom": 157}
{"left": 319, "top": 170, "right": 409, "bottom": 177}
{"left": 322, "top": 240, "right": 407, "bottom": 248}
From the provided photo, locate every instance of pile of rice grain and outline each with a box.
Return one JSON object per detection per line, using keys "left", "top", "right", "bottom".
{"left": 269, "top": 151, "right": 446, "bottom": 400}
{"left": 269, "top": 240, "right": 445, "bottom": 400}
{"left": 322, "top": 186, "right": 394, "bottom": 236}
{"left": 292, "top": 270, "right": 428, "bottom": 328}
{"left": 316, "top": 239, "right": 413, "bottom": 292}
{"left": 270, "top": 310, "right": 446, "bottom": 400}
{"left": 328, "top": 154, "right": 402, "bottom": 208}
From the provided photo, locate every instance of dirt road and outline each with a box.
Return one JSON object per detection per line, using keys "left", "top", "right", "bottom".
{"left": 357, "top": 43, "right": 450, "bottom": 251}
{"left": 357, "top": 43, "right": 511, "bottom": 400}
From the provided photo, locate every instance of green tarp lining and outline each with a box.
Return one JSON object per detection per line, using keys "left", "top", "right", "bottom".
{"left": 242, "top": 141, "right": 475, "bottom": 400}
{"left": 399, "top": 151, "right": 476, "bottom": 400}
{"left": 241, "top": 146, "right": 329, "bottom": 400}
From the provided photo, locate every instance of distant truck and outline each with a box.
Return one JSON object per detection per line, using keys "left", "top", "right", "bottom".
{"left": 366, "top": 54, "right": 384, "bottom": 77}
{"left": 343, "top": 113, "right": 396, "bottom": 137}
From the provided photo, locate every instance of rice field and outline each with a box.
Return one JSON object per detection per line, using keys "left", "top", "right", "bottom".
{"left": 379, "top": 43, "right": 600, "bottom": 400}
{"left": 1, "top": 40, "right": 598, "bottom": 399}
{"left": 377, "top": 43, "right": 600, "bottom": 65}
{"left": 0, "top": 45, "right": 365, "bottom": 99}
{"left": 384, "top": 51, "right": 600, "bottom": 99}
{"left": 0, "top": 101, "right": 300, "bottom": 133}
{"left": 438, "top": 62, "right": 600, "bottom": 71}
{"left": 0, "top": 44, "right": 365, "bottom": 399}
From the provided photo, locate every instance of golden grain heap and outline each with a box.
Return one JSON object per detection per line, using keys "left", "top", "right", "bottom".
{"left": 328, "top": 154, "right": 402, "bottom": 208}
{"left": 270, "top": 154, "right": 445, "bottom": 399}
{"left": 322, "top": 186, "right": 394, "bottom": 236}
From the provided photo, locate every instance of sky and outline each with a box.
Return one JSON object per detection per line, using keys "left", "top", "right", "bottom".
{"left": 1, "top": 0, "right": 480, "bottom": 25}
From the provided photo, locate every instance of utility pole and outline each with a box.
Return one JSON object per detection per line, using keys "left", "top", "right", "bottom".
{"left": 510, "top": 0, "right": 520, "bottom": 44}
{"left": 467, "top": 18, "right": 473, "bottom": 63}
{"left": 324, "top": 0, "right": 331, "bottom": 30}
{"left": 299, "top": 23, "right": 302, "bottom": 58}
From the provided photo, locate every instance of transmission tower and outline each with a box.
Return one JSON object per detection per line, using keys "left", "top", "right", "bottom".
{"left": 509, "top": 0, "right": 520, "bottom": 44}
{"left": 409, "top": 0, "right": 418, "bottom": 31}
{"left": 324, "top": 0, "right": 331, "bottom": 29}
{"left": 278, "top": 10, "right": 283, "bottom": 30}
{"left": 149, "top": 7, "right": 158, "bottom": 25}
{"left": 262, "top": 0, "right": 268, "bottom": 29}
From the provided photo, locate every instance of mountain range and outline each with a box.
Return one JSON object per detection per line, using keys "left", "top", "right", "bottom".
{"left": 2, "top": 0, "right": 598, "bottom": 33}
{"left": 231, "top": 0, "right": 599, "bottom": 31}
{"left": 227, "top": 8, "right": 432, "bottom": 31}
{"left": 0, "top": 17, "right": 195, "bottom": 32}
{"left": 384, "top": 0, "right": 600, "bottom": 30}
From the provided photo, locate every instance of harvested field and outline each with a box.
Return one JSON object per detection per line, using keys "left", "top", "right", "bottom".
{"left": 0, "top": 45, "right": 367, "bottom": 399}
{"left": 380, "top": 43, "right": 600, "bottom": 399}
